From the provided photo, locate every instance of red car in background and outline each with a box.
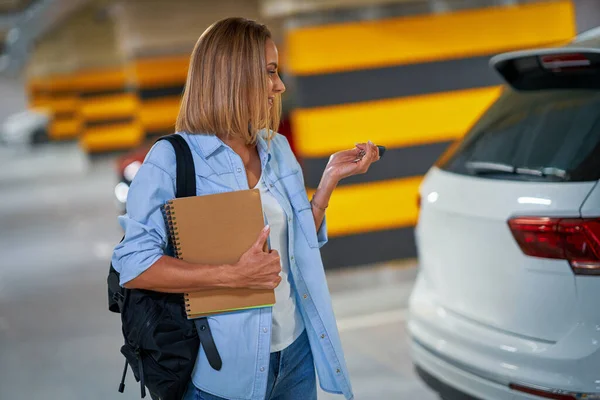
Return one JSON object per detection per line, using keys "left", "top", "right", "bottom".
{"left": 114, "top": 142, "right": 152, "bottom": 214}
{"left": 114, "top": 117, "right": 297, "bottom": 214}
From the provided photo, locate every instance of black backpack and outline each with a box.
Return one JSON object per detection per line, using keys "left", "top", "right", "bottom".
{"left": 107, "top": 134, "right": 222, "bottom": 400}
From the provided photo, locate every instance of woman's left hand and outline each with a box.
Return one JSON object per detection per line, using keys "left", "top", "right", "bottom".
{"left": 311, "top": 141, "right": 381, "bottom": 230}
{"left": 323, "top": 141, "right": 381, "bottom": 184}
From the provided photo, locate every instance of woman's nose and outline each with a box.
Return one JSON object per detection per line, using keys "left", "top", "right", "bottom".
{"left": 274, "top": 77, "right": 286, "bottom": 93}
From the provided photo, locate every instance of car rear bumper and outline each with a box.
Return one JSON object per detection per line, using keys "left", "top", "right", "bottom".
{"left": 409, "top": 272, "right": 600, "bottom": 398}
{"left": 412, "top": 338, "right": 527, "bottom": 400}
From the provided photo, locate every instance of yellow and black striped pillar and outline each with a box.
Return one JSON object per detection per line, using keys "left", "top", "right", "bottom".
{"left": 26, "top": 75, "right": 81, "bottom": 141}
{"left": 46, "top": 74, "right": 81, "bottom": 141}
{"left": 26, "top": 78, "right": 49, "bottom": 109}
{"left": 130, "top": 56, "right": 189, "bottom": 139}
{"left": 76, "top": 67, "right": 144, "bottom": 153}
{"left": 285, "top": 0, "right": 576, "bottom": 268}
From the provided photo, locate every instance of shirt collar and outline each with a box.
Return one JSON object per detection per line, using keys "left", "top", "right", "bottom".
{"left": 189, "top": 133, "right": 225, "bottom": 158}
{"left": 256, "top": 131, "right": 272, "bottom": 165}
{"left": 188, "top": 130, "right": 272, "bottom": 164}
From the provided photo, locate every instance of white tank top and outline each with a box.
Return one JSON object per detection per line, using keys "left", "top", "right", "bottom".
{"left": 255, "top": 177, "right": 305, "bottom": 352}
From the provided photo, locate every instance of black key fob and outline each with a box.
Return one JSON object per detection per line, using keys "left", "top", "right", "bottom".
{"left": 377, "top": 145, "right": 386, "bottom": 158}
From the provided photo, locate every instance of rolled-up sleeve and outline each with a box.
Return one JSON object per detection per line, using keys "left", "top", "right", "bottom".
{"left": 317, "top": 215, "right": 328, "bottom": 248}
{"left": 112, "top": 159, "right": 176, "bottom": 286}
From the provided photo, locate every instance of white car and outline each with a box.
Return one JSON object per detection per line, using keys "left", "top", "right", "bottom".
{"left": 0, "top": 109, "right": 49, "bottom": 146}
{"left": 409, "top": 37, "right": 600, "bottom": 399}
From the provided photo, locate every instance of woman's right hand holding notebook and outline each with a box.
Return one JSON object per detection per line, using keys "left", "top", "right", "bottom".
{"left": 228, "top": 225, "right": 282, "bottom": 290}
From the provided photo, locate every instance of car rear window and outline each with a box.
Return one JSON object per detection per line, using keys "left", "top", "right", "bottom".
{"left": 438, "top": 87, "right": 600, "bottom": 182}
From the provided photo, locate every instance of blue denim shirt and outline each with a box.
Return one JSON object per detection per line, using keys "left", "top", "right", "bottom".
{"left": 112, "top": 131, "right": 353, "bottom": 400}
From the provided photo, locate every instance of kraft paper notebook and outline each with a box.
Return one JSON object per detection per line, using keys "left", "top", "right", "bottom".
{"left": 163, "top": 189, "right": 275, "bottom": 319}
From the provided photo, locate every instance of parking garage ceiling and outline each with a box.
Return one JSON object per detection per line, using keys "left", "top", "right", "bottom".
{"left": 0, "top": 0, "right": 35, "bottom": 13}
{"left": 0, "top": 0, "right": 573, "bottom": 76}
{"left": 0, "top": 0, "right": 91, "bottom": 75}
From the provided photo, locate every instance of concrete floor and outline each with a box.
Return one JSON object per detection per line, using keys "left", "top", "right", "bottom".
{"left": 0, "top": 142, "right": 438, "bottom": 400}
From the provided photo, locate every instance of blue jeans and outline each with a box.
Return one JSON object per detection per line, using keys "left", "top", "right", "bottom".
{"left": 183, "top": 330, "right": 316, "bottom": 400}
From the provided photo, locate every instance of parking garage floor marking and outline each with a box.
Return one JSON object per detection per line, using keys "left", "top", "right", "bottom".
{"left": 337, "top": 309, "right": 407, "bottom": 332}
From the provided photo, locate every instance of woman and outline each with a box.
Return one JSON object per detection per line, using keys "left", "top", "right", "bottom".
{"left": 112, "top": 17, "right": 379, "bottom": 400}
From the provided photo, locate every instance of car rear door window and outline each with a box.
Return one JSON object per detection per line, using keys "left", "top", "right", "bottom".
{"left": 439, "top": 88, "right": 600, "bottom": 182}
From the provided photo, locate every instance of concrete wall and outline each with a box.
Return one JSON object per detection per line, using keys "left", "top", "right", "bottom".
{"left": 26, "top": 0, "right": 121, "bottom": 78}
{"left": 111, "top": 0, "right": 282, "bottom": 59}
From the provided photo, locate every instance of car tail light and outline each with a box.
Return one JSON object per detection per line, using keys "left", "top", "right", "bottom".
{"left": 509, "top": 383, "right": 577, "bottom": 400}
{"left": 540, "top": 53, "right": 591, "bottom": 70}
{"left": 508, "top": 217, "right": 600, "bottom": 275}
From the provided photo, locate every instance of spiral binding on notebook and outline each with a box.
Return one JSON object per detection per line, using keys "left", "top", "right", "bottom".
{"left": 164, "top": 200, "right": 193, "bottom": 315}
{"left": 164, "top": 200, "right": 182, "bottom": 260}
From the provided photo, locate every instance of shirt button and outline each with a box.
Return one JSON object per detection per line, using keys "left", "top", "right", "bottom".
{"left": 270, "top": 183, "right": 274, "bottom": 188}
{"left": 290, "top": 256, "right": 294, "bottom": 261}
{"left": 320, "top": 334, "right": 326, "bottom": 339}
{"left": 236, "top": 167, "right": 242, "bottom": 173}
{"left": 260, "top": 367, "right": 265, "bottom": 372}
{"left": 336, "top": 368, "right": 341, "bottom": 374}
{"left": 263, "top": 328, "right": 268, "bottom": 333}
{"left": 288, "top": 217, "right": 292, "bottom": 222}
{"left": 303, "top": 294, "right": 308, "bottom": 299}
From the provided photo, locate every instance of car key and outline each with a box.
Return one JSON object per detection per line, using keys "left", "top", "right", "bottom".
{"left": 353, "top": 145, "right": 386, "bottom": 162}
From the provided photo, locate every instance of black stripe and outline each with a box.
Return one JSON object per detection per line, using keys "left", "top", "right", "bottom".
{"left": 80, "top": 87, "right": 131, "bottom": 99}
{"left": 294, "top": 54, "right": 503, "bottom": 109}
{"left": 85, "top": 117, "right": 135, "bottom": 128}
{"left": 321, "top": 226, "right": 416, "bottom": 269}
{"left": 139, "top": 85, "right": 185, "bottom": 100}
{"left": 53, "top": 111, "right": 77, "bottom": 120}
{"left": 50, "top": 91, "right": 77, "bottom": 98}
{"left": 301, "top": 141, "right": 451, "bottom": 188}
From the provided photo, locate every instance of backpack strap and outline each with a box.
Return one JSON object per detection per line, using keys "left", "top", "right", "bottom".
{"left": 156, "top": 134, "right": 196, "bottom": 198}
{"left": 156, "top": 134, "right": 223, "bottom": 371}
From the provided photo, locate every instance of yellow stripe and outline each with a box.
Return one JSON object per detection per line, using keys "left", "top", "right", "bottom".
{"left": 139, "top": 98, "right": 180, "bottom": 132}
{"left": 27, "top": 78, "right": 48, "bottom": 95}
{"left": 286, "top": 1, "right": 575, "bottom": 75}
{"left": 29, "top": 97, "right": 51, "bottom": 108}
{"left": 50, "top": 119, "right": 82, "bottom": 140}
{"left": 131, "top": 56, "right": 189, "bottom": 87}
{"left": 47, "top": 75, "right": 77, "bottom": 93}
{"left": 81, "top": 123, "right": 144, "bottom": 153}
{"left": 80, "top": 93, "right": 139, "bottom": 121}
{"left": 48, "top": 95, "right": 79, "bottom": 115}
{"left": 73, "top": 68, "right": 128, "bottom": 92}
{"left": 292, "top": 86, "right": 502, "bottom": 158}
{"left": 27, "top": 78, "right": 50, "bottom": 107}
{"left": 308, "top": 177, "right": 422, "bottom": 237}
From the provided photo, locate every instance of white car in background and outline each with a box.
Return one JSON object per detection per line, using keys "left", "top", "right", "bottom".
{"left": 409, "top": 37, "right": 600, "bottom": 399}
{"left": 0, "top": 109, "right": 49, "bottom": 146}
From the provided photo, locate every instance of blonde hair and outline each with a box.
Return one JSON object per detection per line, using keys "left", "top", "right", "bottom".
{"left": 176, "top": 17, "right": 281, "bottom": 144}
